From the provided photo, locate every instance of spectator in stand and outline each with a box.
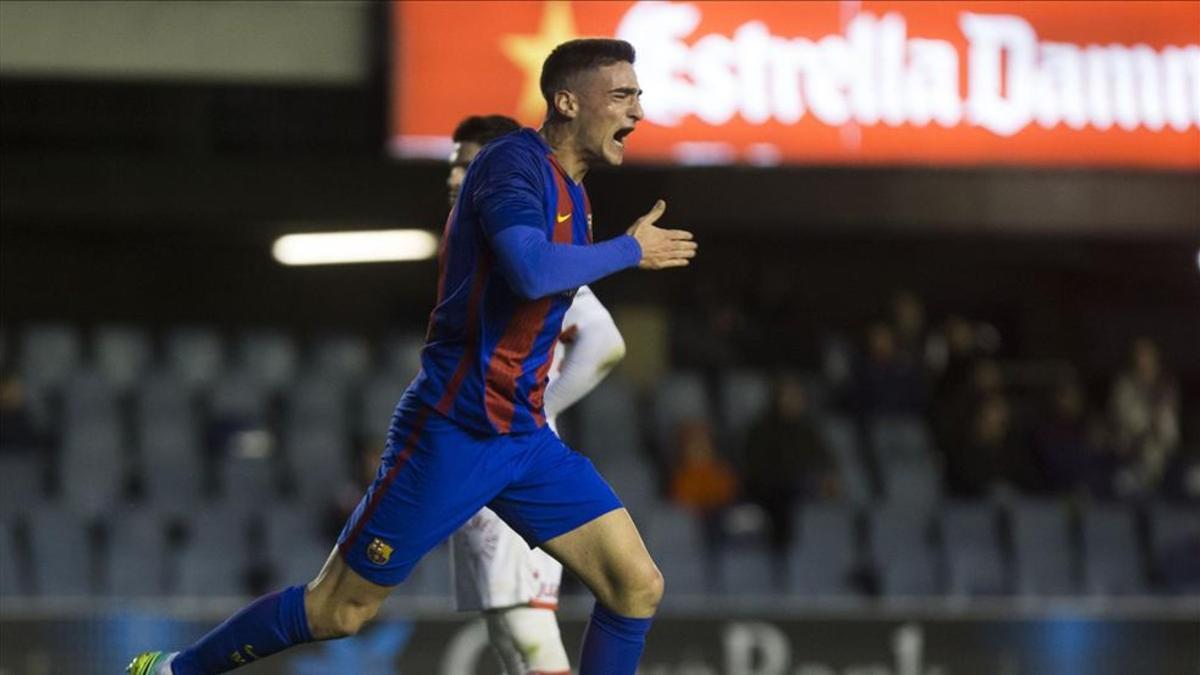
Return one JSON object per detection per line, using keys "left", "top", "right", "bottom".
{"left": 673, "top": 280, "right": 753, "bottom": 373}
{"left": 931, "top": 316, "right": 981, "bottom": 457}
{"left": 667, "top": 419, "right": 738, "bottom": 579}
{"left": 939, "top": 358, "right": 1044, "bottom": 497}
{"left": 943, "top": 392, "right": 1019, "bottom": 497}
{"left": 930, "top": 315, "right": 976, "bottom": 379}
{"left": 1109, "top": 337, "right": 1180, "bottom": 496}
{"left": 853, "top": 322, "right": 928, "bottom": 416}
{"left": 668, "top": 420, "right": 738, "bottom": 514}
{"left": 1031, "top": 377, "right": 1107, "bottom": 496}
{"left": 0, "top": 369, "right": 42, "bottom": 452}
{"left": 742, "top": 375, "right": 838, "bottom": 558}
{"left": 889, "top": 289, "right": 935, "bottom": 372}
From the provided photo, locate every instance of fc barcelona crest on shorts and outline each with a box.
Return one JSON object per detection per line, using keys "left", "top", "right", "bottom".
{"left": 367, "top": 538, "right": 393, "bottom": 565}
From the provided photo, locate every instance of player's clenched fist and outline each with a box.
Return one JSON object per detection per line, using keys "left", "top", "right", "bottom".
{"left": 626, "top": 200, "right": 698, "bottom": 270}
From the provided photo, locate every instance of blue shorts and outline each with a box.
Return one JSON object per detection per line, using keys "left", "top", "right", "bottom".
{"left": 336, "top": 403, "right": 622, "bottom": 586}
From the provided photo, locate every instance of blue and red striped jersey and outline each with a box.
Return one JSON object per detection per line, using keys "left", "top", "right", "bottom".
{"left": 405, "top": 129, "right": 641, "bottom": 435}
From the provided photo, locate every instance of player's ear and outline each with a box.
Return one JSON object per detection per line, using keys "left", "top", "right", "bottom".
{"left": 553, "top": 90, "right": 578, "bottom": 120}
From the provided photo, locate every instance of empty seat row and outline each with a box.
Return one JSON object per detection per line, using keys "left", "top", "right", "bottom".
{"left": 641, "top": 500, "right": 1199, "bottom": 598}
{"left": 15, "top": 351, "right": 417, "bottom": 444}
{"left": 12, "top": 324, "right": 425, "bottom": 396}
{"left": 2, "top": 495, "right": 1193, "bottom": 600}
{"left": 0, "top": 425, "right": 365, "bottom": 518}
{"left": 0, "top": 505, "right": 453, "bottom": 599}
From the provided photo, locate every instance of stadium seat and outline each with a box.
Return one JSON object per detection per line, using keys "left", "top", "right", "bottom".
{"left": 869, "top": 503, "right": 939, "bottom": 596}
{"left": 104, "top": 508, "right": 167, "bottom": 596}
{"left": 176, "top": 506, "right": 250, "bottom": 596}
{"left": 60, "top": 432, "right": 127, "bottom": 516}
{"left": 1009, "top": 498, "right": 1076, "bottom": 596}
{"left": 139, "top": 432, "right": 204, "bottom": 506}
{"left": 283, "top": 374, "right": 349, "bottom": 437}
{"left": 28, "top": 506, "right": 94, "bottom": 597}
{"left": 718, "top": 368, "right": 770, "bottom": 448}
{"left": 789, "top": 503, "right": 857, "bottom": 596}
{"left": 868, "top": 415, "right": 940, "bottom": 505}
{"left": 577, "top": 374, "right": 644, "bottom": 469}
{"left": 311, "top": 333, "right": 372, "bottom": 383}
{"left": 94, "top": 324, "right": 152, "bottom": 391}
{"left": 261, "top": 506, "right": 332, "bottom": 589}
{"left": 235, "top": 330, "right": 298, "bottom": 390}
{"left": 718, "top": 541, "right": 778, "bottom": 595}
{"left": 1081, "top": 503, "right": 1146, "bottom": 595}
{"left": 651, "top": 371, "right": 710, "bottom": 454}
{"left": 60, "top": 370, "right": 127, "bottom": 514}
{"left": 284, "top": 427, "right": 352, "bottom": 503}
{"left": 208, "top": 372, "right": 271, "bottom": 426}
{"left": 0, "top": 516, "right": 23, "bottom": 596}
{"left": 941, "top": 502, "right": 1007, "bottom": 596}
{"left": 220, "top": 450, "right": 282, "bottom": 512}
{"left": 165, "top": 326, "right": 225, "bottom": 390}
{"left": 0, "top": 453, "right": 44, "bottom": 516}
{"left": 209, "top": 376, "right": 279, "bottom": 505}
{"left": 881, "top": 461, "right": 941, "bottom": 506}
{"left": 61, "top": 368, "right": 121, "bottom": 427}
{"left": 869, "top": 415, "right": 934, "bottom": 463}
{"left": 19, "top": 322, "right": 81, "bottom": 395}
{"left": 358, "top": 371, "right": 410, "bottom": 437}
{"left": 136, "top": 371, "right": 205, "bottom": 506}
{"left": 644, "top": 504, "right": 708, "bottom": 595}
{"left": 1149, "top": 502, "right": 1200, "bottom": 593}
{"left": 598, "top": 456, "right": 658, "bottom": 520}
{"left": 819, "top": 333, "right": 854, "bottom": 388}
{"left": 820, "top": 415, "right": 873, "bottom": 505}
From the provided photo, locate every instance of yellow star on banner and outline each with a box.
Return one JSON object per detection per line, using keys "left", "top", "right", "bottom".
{"left": 501, "top": 1, "right": 580, "bottom": 124}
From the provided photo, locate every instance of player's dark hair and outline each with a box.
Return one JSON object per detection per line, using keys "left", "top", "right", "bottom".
{"left": 452, "top": 115, "right": 520, "bottom": 145}
{"left": 540, "top": 39, "right": 636, "bottom": 121}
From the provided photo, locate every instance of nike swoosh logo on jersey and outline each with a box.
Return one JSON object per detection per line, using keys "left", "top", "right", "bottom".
{"left": 557, "top": 213, "right": 571, "bottom": 223}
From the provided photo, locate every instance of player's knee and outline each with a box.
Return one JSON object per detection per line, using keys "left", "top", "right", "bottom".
{"left": 307, "top": 595, "right": 380, "bottom": 639}
{"left": 639, "top": 562, "right": 665, "bottom": 609}
{"left": 613, "top": 560, "right": 663, "bottom": 615}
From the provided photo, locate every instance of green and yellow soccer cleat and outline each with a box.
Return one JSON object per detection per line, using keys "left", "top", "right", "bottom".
{"left": 126, "top": 651, "right": 173, "bottom": 675}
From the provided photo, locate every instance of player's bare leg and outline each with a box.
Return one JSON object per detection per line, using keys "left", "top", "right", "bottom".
{"left": 303, "top": 547, "right": 395, "bottom": 639}
{"left": 542, "top": 508, "right": 663, "bottom": 617}
{"left": 540, "top": 508, "right": 662, "bottom": 674}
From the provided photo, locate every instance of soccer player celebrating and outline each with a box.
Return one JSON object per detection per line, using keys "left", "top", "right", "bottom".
{"left": 128, "top": 38, "right": 695, "bottom": 675}
{"left": 447, "top": 115, "right": 628, "bottom": 674}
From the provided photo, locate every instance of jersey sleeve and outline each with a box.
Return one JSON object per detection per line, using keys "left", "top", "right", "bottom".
{"left": 489, "top": 227, "right": 641, "bottom": 300}
{"left": 471, "top": 144, "right": 546, "bottom": 239}
{"left": 471, "top": 143, "right": 642, "bottom": 300}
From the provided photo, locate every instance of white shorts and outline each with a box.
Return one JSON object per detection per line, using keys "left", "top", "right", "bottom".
{"left": 451, "top": 506, "right": 564, "bottom": 611}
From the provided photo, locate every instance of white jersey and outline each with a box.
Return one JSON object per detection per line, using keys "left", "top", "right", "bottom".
{"left": 452, "top": 285, "right": 623, "bottom": 611}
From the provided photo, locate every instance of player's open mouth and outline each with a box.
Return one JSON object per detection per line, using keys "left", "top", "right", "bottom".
{"left": 612, "top": 127, "right": 634, "bottom": 148}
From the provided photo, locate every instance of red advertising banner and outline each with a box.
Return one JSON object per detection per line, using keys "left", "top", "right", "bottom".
{"left": 390, "top": 1, "right": 1200, "bottom": 169}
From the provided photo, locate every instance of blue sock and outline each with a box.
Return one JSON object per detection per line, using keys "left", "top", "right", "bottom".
{"left": 578, "top": 602, "right": 654, "bottom": 675}
{"left": 171, "top": 585, "right": 313, "bottom": 674}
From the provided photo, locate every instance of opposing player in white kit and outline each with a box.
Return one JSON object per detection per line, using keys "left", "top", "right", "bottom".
{"left": 444, "top": 115, "right": 626, "bottom": 675}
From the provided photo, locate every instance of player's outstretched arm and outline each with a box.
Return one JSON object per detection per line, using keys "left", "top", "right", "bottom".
{"left": 490, "top": 226, "right": 643, "bottom": 300}
{"left": 625, "top": 200, "right": 697, "bottom": 270}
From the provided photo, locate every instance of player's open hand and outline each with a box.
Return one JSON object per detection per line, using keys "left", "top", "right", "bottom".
{"left": 626, "top": 200, "right": 697, "bottom": 270}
